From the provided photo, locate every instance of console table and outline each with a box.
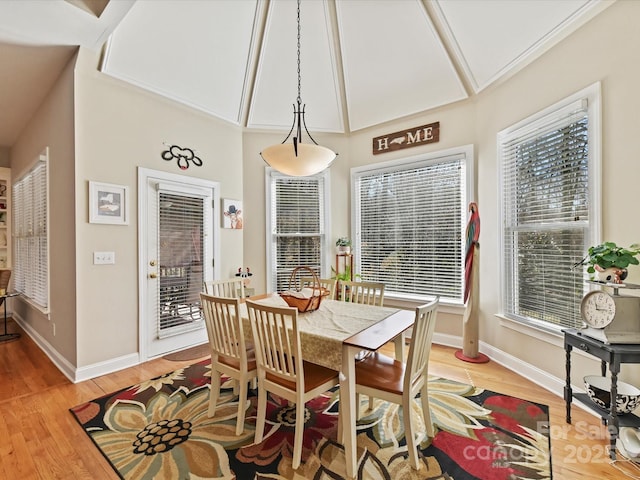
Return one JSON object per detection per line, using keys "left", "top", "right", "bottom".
{"left": 563, "top": 328, "right": 640, "bottom": 459}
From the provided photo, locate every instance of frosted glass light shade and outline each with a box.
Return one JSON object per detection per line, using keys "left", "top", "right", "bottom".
{"left": 261, "top": 142, "right": 336, "bottom": 177}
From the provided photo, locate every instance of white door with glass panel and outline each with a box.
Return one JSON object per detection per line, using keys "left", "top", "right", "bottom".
{"left": 139, "top": 168, "right": 217, "bottom": 359}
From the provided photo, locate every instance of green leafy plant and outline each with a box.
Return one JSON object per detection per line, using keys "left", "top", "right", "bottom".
{"left": 331, "top": 265, "right": 360, "bottom": 282}
{"left": 331, "top": 265, "right": 361, "bottom": 300}
{"left": 336, "top": 237, "right": 351, "bottom": 247}
{"left": 576, "top": 242, "right": 640, "bottom": 273}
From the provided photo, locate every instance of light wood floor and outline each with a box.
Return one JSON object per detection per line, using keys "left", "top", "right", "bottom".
{"left": 0, "top": 318, "right": 634, "bottom": 479}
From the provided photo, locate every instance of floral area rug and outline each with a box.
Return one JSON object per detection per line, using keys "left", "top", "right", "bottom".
{"left": 70, "top": 359, "right": 552, "bottom": 479}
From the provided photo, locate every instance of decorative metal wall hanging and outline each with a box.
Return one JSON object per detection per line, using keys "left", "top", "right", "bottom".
{"left": 161, "top": 144, "right": 203, "bottom": 170}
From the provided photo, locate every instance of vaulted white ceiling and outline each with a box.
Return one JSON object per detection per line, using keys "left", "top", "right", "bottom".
{"left": 0, "top": 0, "right": 613, "bottom": 146}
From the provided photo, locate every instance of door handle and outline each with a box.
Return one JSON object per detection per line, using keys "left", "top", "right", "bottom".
{"left": 149, "top": 272, "right": 158, "bottom": 279}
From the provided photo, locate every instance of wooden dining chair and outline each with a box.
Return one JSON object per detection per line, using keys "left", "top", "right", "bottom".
{"left": 300, "top": 277, "right": 337, "bottom": 300}
{"left": 246, "top": 299, "right": 340, "bottom": 470}
{"left": 200, "top": 293, "right": 257, "bottom": 435}
{"left": 203, "top": 278, "right": 245, "bottom": 298}
{"left": 339, "top": 280, "right": 385, "bottom": 306}
{"left": 354, "top": 297, "right": 439, "bottom": 470}
{"left": 339, "top": 280, "right": 386, "bottom": 408}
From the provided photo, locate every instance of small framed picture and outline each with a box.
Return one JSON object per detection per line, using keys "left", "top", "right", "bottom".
{"left": 89, "top": 181, "right": 129, "bottom": 225}
{"left": 222, "top": 199, "right": 243, "bottom": 229}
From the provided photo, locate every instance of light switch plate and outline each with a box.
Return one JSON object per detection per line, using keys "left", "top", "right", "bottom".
{"left": 94, "top": 251, "right": 115, "bottom": 265}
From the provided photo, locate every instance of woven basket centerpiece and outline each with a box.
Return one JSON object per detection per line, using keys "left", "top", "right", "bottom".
{"left": 279, "top": 266, "right": 330, "bottom": 312}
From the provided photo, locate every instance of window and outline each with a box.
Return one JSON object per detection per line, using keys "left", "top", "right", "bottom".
{"left": 499, "top": 83, "right": 600, "bottom": 330}
{"left": 157, "top": 191, "right": 206, "bottom": 332}
{"left": 352, "top": 146, "right": 473, "bottom": 304}
{"left": 266, "top": 170, "right": 330, "bottom": 293}
{"left": 13, "top": 149, "right": 49, "bottom": 310}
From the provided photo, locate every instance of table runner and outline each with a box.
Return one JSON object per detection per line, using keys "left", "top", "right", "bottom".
{"left": 240, "top": 296, "right": 400, "bottom": 371}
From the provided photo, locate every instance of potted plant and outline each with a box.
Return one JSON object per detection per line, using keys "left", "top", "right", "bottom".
{"left": 330, "top": 265, "right": 360, "bottom": 300}
{"left": 331, "top": 265, "right": 360, "bottom": 282}
{"left": 336, "top": 237, "right": 352, "bottom": 254}
{"left": 576, "top": 241, "right": 640, "bottom": 283}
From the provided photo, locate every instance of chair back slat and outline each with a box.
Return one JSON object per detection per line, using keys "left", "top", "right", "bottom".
{"left": 340, "top": 280, "right": 384, "bottom": 306}
{"left": 246, "top": 300, "right": 303, "bottom": 387}
{"left": 200, "top": 293, "right": 247, "bottom": 367}
{"left": 203, "top": 278, "right": 245, "bottom": 298}
{"left": 404, "top": 297, "right": 439, "bottom": 392}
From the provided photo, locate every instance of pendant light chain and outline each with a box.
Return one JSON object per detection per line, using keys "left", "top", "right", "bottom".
{"left": 296, "top": 0, "right": 301, "bottom": 105}
{"left": 259, "top": 0, "right": 336, "bottom": 176}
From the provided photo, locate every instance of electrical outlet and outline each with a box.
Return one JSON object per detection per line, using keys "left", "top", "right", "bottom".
{"left": 94, "top": 251, "right": 115, "bottom": 265}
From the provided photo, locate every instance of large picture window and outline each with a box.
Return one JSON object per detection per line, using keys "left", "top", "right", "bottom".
{"left": 499, "top": 83, "right": 600, "bottom": 330}
{"left": 266, "top": 170, "right": 330, "bottom": 293}
{"left": 13, "top": 149, "right": 49, "bottom": 310}
{"left": 352, "top": 146, "right": 473, "bottom": 304}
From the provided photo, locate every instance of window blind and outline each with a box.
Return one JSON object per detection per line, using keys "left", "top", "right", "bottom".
{"left": 157, "top": 192, "right": 205, "bottom": 336}
{"left": 270, "top": 175, "right": 326, "bottom": 292}
{"left": 12, "top": 156, "right": 48, "bottom": 309}
{"left": 354, "top": 153, "right": 468, "bottom": 303}
{"left": 500, "top": 99, "right": 592, "bottom": 329}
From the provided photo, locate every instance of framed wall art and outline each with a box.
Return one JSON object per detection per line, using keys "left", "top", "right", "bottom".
{"left": 89, "top": 181, "right": 129, "bottom": 225}
{"left": 222, "top": 199, "right": 243, "bottom": 229}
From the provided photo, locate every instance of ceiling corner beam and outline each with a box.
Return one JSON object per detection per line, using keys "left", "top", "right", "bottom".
{"left": 239, "top": 0, "right": 271, "bottom": 129}
{"left": 420, "top": 0, "right": 475, "bottom": 97}
{"left": 326, "top": 0, "right": 350, "bottom": 135}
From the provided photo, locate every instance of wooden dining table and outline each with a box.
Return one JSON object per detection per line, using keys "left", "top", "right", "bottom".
{"left": 239, "top": 293, "right": 415, "bottom": 478}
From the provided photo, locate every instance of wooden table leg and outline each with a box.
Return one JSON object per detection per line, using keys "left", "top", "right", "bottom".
{"left": 341, "top": 344, "right": 358, "bottom": 479}
{"left": 394, "top": 332, "right": 404, "bottom": 361}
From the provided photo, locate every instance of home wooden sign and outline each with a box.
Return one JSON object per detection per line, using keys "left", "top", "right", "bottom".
{"left": 372, "top": 121, "right": 439, "bottom": 155}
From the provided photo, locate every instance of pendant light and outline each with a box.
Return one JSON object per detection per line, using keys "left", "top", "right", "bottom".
{"left": 260, "top": 0, "right": 337, "bottom": 177}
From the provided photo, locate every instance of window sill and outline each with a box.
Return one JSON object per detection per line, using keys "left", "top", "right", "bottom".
{"left": 386, "top": 294, "right": 465, "bottom": 315}
{"left": 15, "top": 294, "right": 50, "bottom": 317}
{"left": 495, "top": 313, "right": 564, "bottom": 348}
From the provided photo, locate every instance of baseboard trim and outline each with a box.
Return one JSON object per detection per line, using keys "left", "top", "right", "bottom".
{"left": 433, "top": 331, "right": 565, "bottom": 395}
{"left": 11, "top": 312, "right": 140, "bottom": 384}
{"left": 12, "top": 312, "right": 594, "bottom": 413}
{"left": 433, "top": 331, "right": 599, "bottom": 414}
{"left": 433, "top": 332, "right": 462, "bottom": 350}
{"left": 11, "top": 312, "right": 77, "bottom": 383}
{"left": 479, "top": 340, "right": 566, "bottom": 396}
{"left": 74, "top": 353, "right": 141, "bottom": 383}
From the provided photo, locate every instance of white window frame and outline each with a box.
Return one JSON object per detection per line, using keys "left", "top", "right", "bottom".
{"left": 498, "top": 82, "right": 601, "bottom": 331}
{"left": 265, "top": 168, "right": 331, "bottom": 293}
{"left": 351, "top": 145, "right": 474, "bottom": 305}
{"left": 12, "top": 148, "right": 50, "bottom": 313}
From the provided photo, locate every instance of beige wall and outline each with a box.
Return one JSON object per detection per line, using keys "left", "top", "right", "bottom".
{"left": 10, "top": 46, "right": 246, "bottom": 371}
{"left": 10, "top": 54, "right": 78, "bottom": 364}
{"left": 243, "top": 1, "right": 640, "bottom": 385}
{"left": 0, "top": 147, "right": 9, "bottom": 167}
{"left": 8, "top": 1, "right": 639, "bottom": 383}
{"left": 73, "top": 49, "right": 245, "bottom": 367}
{"left": 474, "top": 0, "right": 640, "bottom": 384}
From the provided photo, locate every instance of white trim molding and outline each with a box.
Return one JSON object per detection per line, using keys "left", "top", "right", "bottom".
{"left": 11, "top": 310, "right": 140, "bottom": 383}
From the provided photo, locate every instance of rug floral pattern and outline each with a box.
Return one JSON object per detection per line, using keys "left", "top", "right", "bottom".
{"left": 70, "top": 359, "right": 552, "bottom": 480}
